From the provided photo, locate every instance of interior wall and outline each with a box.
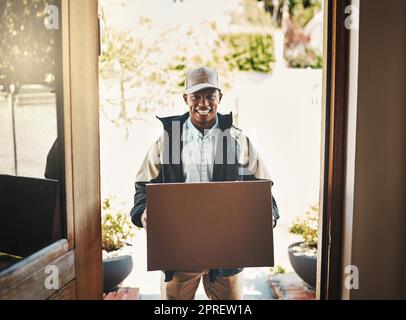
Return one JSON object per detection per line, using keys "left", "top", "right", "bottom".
{"left": 343, "top": 0, "right": 406, "bottom": 299}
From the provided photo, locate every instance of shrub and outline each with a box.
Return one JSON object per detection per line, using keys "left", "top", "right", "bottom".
{"left": 101, "top": 198, "right": 136, "bottom": 252}
{"left": 285, "top": 47, "right": 322, "bottom": 69}
{"left": 221, "top": 33, "right": 275, "bottom": 73}
{"left": 289, "top": 205, "right": 319, "bottom": 248}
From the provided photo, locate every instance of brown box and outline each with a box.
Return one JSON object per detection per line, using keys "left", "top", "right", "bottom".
{"left": 146, "top": 180, "right": 274, "bottom": 271}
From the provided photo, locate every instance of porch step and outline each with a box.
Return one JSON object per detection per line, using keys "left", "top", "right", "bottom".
{"left": 103, "top": 287, "right": 140, "bottom": 300}
{"left": 269, "top": 272, "right": 315, "bottom": 300}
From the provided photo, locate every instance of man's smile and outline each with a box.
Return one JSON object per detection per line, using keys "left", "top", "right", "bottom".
{"left": 195, "top": 107, "right": 212, "bottom": 116}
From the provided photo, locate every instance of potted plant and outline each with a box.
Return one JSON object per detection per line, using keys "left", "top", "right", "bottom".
{"left": 102, "top": 197, "right": 136, "bottom": 292}
{"left": 288, "top": 204, "right": 319, "bottom": 288}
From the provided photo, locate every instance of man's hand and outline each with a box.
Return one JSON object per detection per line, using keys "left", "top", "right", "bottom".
{"left": 141, "top": 209, "right": 147, "bottom": 231}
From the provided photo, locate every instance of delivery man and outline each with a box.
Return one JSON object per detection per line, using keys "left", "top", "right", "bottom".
{"left": 130, "top": 66, "right": 279, "bottom": 300}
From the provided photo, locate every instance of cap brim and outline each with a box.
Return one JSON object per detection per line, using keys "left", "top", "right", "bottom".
{"left": 184, "top": 83, "right": 221, "bottom": 94}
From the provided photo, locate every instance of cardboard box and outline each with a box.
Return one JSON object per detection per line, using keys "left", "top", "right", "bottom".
{"left": 146, "top": 180, "right": 274, "bottom": 271}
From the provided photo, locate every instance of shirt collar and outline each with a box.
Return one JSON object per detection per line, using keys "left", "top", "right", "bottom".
{"left": 185, "top": 115, "right": 219, "bottom": 140}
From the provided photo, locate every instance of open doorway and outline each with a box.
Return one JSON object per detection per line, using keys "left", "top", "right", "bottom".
{"left": 98, "top": 0, "right": 325, "bottom": 300}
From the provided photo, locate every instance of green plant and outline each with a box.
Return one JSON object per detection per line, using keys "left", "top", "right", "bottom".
{"left": 289, "top": 204, "right": 319, "bottom": 248}
{"left": 270, "top": 265, "right": 286, "bottom": 275}
{"left": 285, "top": 47, "right": 322, "bottom": 68}
{"left": 288, "top": 0, "right": 322, "bottom": 29}
{"left": 221, "top": 32, "right": 275, "bottom": 73}
{"left": 101, "top": 198, "right": 136, "bottom": 252}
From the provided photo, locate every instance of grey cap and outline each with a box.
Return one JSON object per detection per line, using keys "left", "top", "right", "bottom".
{"left": 184, "top": 66, "right": 221, "bottom": 94}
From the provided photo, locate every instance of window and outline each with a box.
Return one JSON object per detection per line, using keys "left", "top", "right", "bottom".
{"left": 0, "top": 0, "right": 65, "bottom": 271}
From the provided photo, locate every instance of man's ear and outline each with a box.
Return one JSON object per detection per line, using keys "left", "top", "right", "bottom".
{"left": 183, "top": 94, "right": 188, "bottom": 104}
{"left": 218, "top": 91, "right": 223, "bottom": 103}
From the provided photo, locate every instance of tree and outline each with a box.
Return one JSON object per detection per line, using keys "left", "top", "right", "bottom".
{"left": 258, "top": 0, "right": 322, "bottom": 68}
{"left": 259, "top": 0, "right": 321, "bottom": 29}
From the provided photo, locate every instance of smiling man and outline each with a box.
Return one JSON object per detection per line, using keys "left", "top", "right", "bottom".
{"left": 130, "top": 66, "right": 279, "bottom": 300}
{"left": 183, "top": 67, "right": 222, "bottom": 130}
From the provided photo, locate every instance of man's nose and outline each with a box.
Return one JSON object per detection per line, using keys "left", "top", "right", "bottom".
{"left": 199, "top": 97, "right": 208, "bottom": 106}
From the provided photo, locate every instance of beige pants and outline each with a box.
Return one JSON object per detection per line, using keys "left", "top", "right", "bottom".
{"left": 161, "top": 270, "right": 244, "bottom": 300}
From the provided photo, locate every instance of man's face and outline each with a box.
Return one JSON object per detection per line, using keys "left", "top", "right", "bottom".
{"left": 183, "top": 88, "right": 222, "bottom": 130}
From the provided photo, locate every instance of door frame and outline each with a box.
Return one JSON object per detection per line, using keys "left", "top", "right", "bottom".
{"left": 317, "top": 0, "right": 351, "bottom": 300}
{"left": 62, "top": 0, "right": 103, "bottom": 299}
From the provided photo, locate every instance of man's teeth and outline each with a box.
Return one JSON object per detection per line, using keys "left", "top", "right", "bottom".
{"left": 197, "top": 109, "right": 211, "bottom": 115}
